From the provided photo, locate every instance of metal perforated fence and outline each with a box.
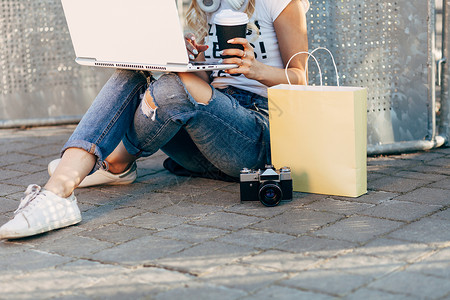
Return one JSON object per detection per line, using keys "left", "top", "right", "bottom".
{"left": 0, "top": 0, "right": 448, "bottom": 155}
{"left": 306, "top": 0, "right": 446, "bottom": 154}
{"left": 0, "top": 0, "right": 112, "bottom": 127}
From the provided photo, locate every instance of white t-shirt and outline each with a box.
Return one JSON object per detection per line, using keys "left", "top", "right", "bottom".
{"left": 204, "top": 0, "right": 309, "bottom": 97}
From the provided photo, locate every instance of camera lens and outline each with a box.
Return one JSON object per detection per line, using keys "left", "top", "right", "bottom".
{"left": 258, "top": 182, "right": 282, "bottom": 207}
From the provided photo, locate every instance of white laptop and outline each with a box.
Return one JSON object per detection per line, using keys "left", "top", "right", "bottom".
{"left": 60, "top": 0, "right": 237, "bottom": 72}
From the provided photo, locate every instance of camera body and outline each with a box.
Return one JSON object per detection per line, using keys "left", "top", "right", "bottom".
{"left": 240, "top": 165, "right": 293, "bottom": 207}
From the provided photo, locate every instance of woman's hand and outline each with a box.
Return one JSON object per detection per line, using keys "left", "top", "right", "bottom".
{"left": 220, "top": 38, "right": 263, "bottom": 80}
{"left": 185, "top": 33, "right": 209, "bottom": 61}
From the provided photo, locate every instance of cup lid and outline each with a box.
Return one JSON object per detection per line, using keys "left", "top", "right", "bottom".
{"left": 213, "top": 9, "right": 249, "bottom": 26}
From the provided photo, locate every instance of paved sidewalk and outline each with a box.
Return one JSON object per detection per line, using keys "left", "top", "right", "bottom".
{"left": 0, "top": 125, "right": 449, "bottom": 299}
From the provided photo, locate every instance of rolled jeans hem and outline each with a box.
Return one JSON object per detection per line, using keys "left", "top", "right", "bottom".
{"left": 122, "top": 134, "right": 146, "bottom": 157}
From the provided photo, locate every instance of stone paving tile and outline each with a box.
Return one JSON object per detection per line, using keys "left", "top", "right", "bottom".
{"left": 281, "top": 268, "right": 373, "bottom": 297}
{"left": 224, "top": 200, "right": 295, "bottom": 218}
{"left": 367, "top": 269, "right": 450, "bottom": 299}
{"left": 158, "top": 241, "right": 257, "bottom": 275}
{"left": 2, "top": 125, "right": 450, "bottom": 299}
{"left": 188, "top": 211, "right": 263, "bottom": 231}
{"left": 406, "top": 247, "right": 450, "bottom": 278}
{"left": 1, "top": 170, "right": 49, "bottom": 187}
{"left": 402, "top": 151, "right": 445, "bottom": 161}
{"left": 154, "top": 223, "right": 229, "bottom": 243}
{"left": 0, "top": 268, "right": 98, "bottom": 300}
{"left": 0, "top": 183, "right": 28, "bottom": 197}
{"left": 0, "top": 169, "right": 26, "bottom": 181}
{"left": 344, "top": 288, "right": 418, "bottom": 300}
{"left": 113, "top": 190, "right": 181, "bottom": 210}
{"left": 137, "top": 171, "right": 192, "bottom": 192}
{"left": 334, "top": 190, "right": 398, "bottom": 205}
{"left": 186, "top": 189, "right": 242, "bottom": 207}
{"left": 82, "top": 267, "right": 194, "bottom": 300}
{"left": 366, "top": 165, "right": 401, "bottom": 176}
{"left": 430, "top": 207, "right": 450, "bottom": 220}
{"left": 296, "top": 192, "right": 337, "bottom": 205}
{"left": 78, "top": 224, "right": 154, "bottom": 244}
{"left": 425, "top": 157, "right": 450, "bottom": 167}
{"left": 352, "top": 237, "right": 433, "bottom": 263}
{"left": 17, "top": 144, "right": 61, "bottom": 157}
{"left": 216, "top": 228, "right": 295, "bottom": 250}
{"left": 0, "top": 214, "right": 10, "bottom": 228}
{"left": 304, "top": 198, "right": 374, "bottom": 215}
{"left": 392, "top": 170, "right": 447, "bottom": 182}
{"left": 74, "top": 188, "right": 134, "bottom": 206}
{"left": 367, "top": 155, "right": 417, "bottom": 168}
{"left": 388, "top": 217, "right": 450, "bottom": 245}
{"left": 159, "top": 177, "right": 231, "bottom": 197}
{"left": 274, "top": 235, "right": 356, "bottom": 257}
{"left": 0, "top": 198, "right": 19, "bottom": 214}
{"left": 318, "top": 252, "right": 405, "bottom": 279}
{"left": 252, "top": 209, "right": 343, "bottom": 236}
{"left": 359, "top": 200, "right": 442, "bottom": 222}
{"left": 367, "top": 172, "right": 385, "bottom": 182}
{"left": 119, "top": 212, "right": 188, "bottom": 231}
{"left": 368, "top": 176, "right": 428, "bottom": 193}
{"left": 94, "top": 181, "right": 162, "bottom": 197}
{"left": 429, "top": 177, "right": 450, "bottom": 189}
{"left": 242, "top": 250, "right": 322, "bottom": 272}
{"left": 314, "top": 215, "right": 403, "bottom": 244}
{"left": 409, "top": 164, "right": 450, "bottom": 175}
{"left": 5, "top": 225, "right": 87, "bottom": 247}
{"left": 434, "top": 147, "right": 450, "bottom": 154}
{"left": 0, "top": 153, "right": 38, "bottom": 168}
{"left": 198, "top": 264, "right": 287, "bottom": 294}
{"left": 89, "top": 235, "right": 193, "bottom": 266}
{"left": 242, "top": 285, "right": 336, "bottom": 300}
{"left": 0, "top": 141, "right": 36, "bottom": 155}
{"left": 0, "top": 248, "right": 72, "bottom": 272}
{"left": 153, "top": 282, "right": 247, "bottom": 300}
{"left": 156, "top": 201, "right": 224, "bottom": 217}
{"left": 2, "top": 162, "right": 44, "bottom": 174}
{"left": 394, "top": 187, "right": 450, "bottom": 205}
{"left": 36, "top": 235, "right": 114, "bottom": 258}
{"left": 78, "top": 205, "right": 146, "bottom": 230}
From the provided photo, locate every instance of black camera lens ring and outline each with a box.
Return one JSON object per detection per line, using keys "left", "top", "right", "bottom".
{"left": 258, "top": 182, "right": 283, "bottom": 207}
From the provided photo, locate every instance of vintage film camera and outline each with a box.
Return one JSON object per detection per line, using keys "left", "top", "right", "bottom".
{"left": 240, "top": 165, "right": 293, "bottom": 207}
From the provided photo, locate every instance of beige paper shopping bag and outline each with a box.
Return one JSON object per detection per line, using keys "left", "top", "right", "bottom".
{"left": 268, "top": 50, "right": 367, "bottom": 197}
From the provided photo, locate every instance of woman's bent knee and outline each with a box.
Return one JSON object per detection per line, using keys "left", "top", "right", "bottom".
{"left": 177, "top": 73, "right": 213, "bottom": 105}
{"left": 150, "top": 73, "right": 212, "bottom": 107}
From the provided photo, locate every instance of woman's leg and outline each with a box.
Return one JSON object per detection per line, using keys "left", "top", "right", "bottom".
{"left": 45, "top": 148, "right": 97, "bottom": 197}
{"left": 123, "top": 73, "right": 270, "bottom": 178}
{"left": 62, "top": 70, "right": 148, "bottom": 169}
{"left": 0, "top": 69, "right": 149, "bottom": 239}
{"left": 161, "top": 128, "right": 224, "bottom": 174}
{"left": 46, "top": 70, "right": 149, "bottom": 196}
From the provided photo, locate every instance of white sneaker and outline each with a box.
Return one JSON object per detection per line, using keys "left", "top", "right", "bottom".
{"left": 48, "top": 159, "right": 137, "bottom": 188}
{"left": 0, "top": 185, "right": 81, "bottom": 239}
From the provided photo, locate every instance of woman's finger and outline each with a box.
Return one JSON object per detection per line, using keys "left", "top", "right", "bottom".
{"left": 227, "top": 38, "right": 251, "bottom": 49}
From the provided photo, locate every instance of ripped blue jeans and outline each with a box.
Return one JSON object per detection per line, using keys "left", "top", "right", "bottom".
{"left": 63, "top": 69, "right": 270, "bottom": 178}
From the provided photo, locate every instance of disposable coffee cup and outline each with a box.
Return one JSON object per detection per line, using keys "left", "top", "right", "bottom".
{"left": 214, "top": 9, "right": 249, "bottom": 58}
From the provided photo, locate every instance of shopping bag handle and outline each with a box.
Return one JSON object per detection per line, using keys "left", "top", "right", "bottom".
{"left": 285, "top": 47, "right": 340, "bottom": 87}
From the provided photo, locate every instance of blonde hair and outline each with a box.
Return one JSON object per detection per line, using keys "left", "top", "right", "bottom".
{"left": 186, "top": 0, "right": 256, "bottom": 43}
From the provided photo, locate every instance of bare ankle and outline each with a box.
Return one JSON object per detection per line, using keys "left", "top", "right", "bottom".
{"left": 43, "top": 183, "right": 73, "bottom": 198}
{"left": 105, "top": 161, "right": 132, "bottom": 174}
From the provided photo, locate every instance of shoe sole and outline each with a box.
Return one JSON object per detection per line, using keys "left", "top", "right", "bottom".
{"left": 0, "top": 216, "right": 82, "bottom": 240}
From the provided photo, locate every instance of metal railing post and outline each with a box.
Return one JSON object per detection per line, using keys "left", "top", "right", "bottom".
{"left": 428, "top": 0, "right": 437, "bottom": 141}
{"left": 440, "top": 0, "right": 450, "bottom": 144}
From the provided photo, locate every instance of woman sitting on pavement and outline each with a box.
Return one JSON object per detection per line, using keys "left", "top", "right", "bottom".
{"left": 0, "top": 0, "right": 309, "bottom": 239}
